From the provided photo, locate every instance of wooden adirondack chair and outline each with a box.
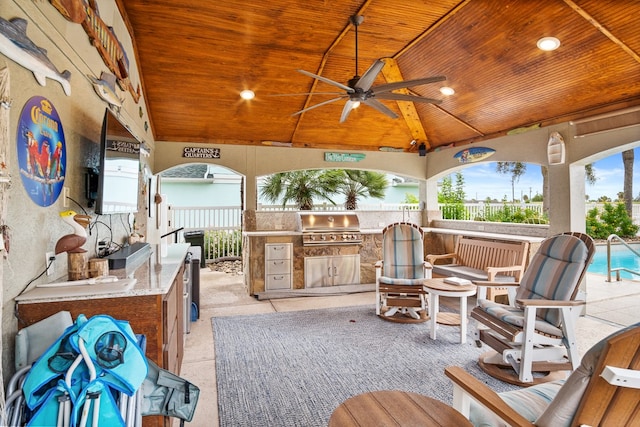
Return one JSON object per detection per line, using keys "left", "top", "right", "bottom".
{"left": 445, "top": 322, "right": 640, "bottom": 426}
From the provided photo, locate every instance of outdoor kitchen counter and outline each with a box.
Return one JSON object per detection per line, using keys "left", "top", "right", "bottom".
{"left": 15, "top": 243, "right": 189, "bottom": 303}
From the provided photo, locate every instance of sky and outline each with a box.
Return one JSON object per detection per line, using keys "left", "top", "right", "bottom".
{"left": 458, "top": 148, "right": 640, "bottom": 202}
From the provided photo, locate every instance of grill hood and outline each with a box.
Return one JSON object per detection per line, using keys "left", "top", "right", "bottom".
{"left": 297, "top": 212, "right": 360, "bottom": 232}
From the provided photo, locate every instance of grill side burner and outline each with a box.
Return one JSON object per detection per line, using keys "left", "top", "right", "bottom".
{"left": 298, "top": 212, "right": 362, "bottom": 246}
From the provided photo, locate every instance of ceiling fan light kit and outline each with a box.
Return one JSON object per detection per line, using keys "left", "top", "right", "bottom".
{"left": 289, "top": 15, "right": 446, "bottom": 123}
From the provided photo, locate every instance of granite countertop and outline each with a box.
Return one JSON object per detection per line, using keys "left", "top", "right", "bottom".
{"left": 243, "top": 230, "right": 302, "bottom": 236}
{"left": 16, "top": 244, "right": 190, "bottom": 303}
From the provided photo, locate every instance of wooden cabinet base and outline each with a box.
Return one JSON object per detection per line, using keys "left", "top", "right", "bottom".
{"left": 16, "top": 266, "right": 184, "bottom": 427}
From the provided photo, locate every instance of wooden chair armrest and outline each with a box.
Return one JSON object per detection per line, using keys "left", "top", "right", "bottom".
{"left": 486, "top": 265, "right": 525, "bottom": 275}
{"left": 486, "top": 265, "right": 525, "bottom": 281}
{"left": 516, "top": 299, "right": 586, "bottom": 307}
{"left": 426, "top": 253, "right": 457, "bottom": 264}
{"left": 444, "top": 366, "right": 533, "bottom": 427}
{"left": 472, "top": 280, "right": 520, "bottom": 287}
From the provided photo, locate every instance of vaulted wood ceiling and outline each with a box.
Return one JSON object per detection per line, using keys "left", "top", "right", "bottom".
{"left": 118, "top": 0, "right": 640, "bottom": 154}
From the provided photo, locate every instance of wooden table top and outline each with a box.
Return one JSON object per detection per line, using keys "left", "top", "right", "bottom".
{"left": 328, "top": 390, "right": 472, "bottom": 426}
{"left": 423, "top": 278, "right": 477, "bottom": 293}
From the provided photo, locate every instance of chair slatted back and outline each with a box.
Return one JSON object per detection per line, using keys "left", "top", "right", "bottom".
{"left": 454, "top": 237, "right": 529, "bottom": 274}
{"left": 573, "top": 325, "right": 640, "bottom": 426}
{"left": 382, "top": 222, "right": 424, "bottom": 280}
{"left": 561, "top": 231, "right": 596, "bottom": 300}
{"left": 515, "top": 233, "right": 594, "bottom": 327}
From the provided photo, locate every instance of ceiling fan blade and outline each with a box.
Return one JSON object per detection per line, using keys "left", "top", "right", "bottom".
{"left": 267, "top": 92, "right": 344, "bottom": 97}
{"left": 354, "top": 59, "right": 385, "bottom": 91}
{"left": 340, "top": 100, "right": 359, "bottom": 123}
{"left": 373, "top": 76, "right": 447, "bottom": 94}
{"left": 291, "top": 96, "right": 346, "bottom": 117}
{"left": 375, "top": 92, "right": 442, "bottom": 104}
{"left": 297, "top": 69, "right": 353, "bottom": 92}
{"left": 363, "top": 98, "right": 398, "bottom": 119}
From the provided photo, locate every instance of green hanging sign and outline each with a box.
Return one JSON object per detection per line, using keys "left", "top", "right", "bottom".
{"left": 324, "top": 152, "right": 366, "bottom": 162}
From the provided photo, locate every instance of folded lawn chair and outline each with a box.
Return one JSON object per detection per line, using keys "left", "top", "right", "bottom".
{"left": 21, "top": 314, "right": 148, "bottom": 427}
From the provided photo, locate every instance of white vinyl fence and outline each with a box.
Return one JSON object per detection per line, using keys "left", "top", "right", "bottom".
{"left": 168, "top": 202, "right": 640, "bottom": 263}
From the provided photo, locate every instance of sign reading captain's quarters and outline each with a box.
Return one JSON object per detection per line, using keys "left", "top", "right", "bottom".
{"left": 106, "top": 139, "right": 139, "bottom": 154}
{"left": 183, "top": 147, "right": 220, "bottom": 159}
{"left": 324, "top": 152, "right": 365, "bottom": 162}
{"left": 17, "top": 96, "right": 66, "bottom": 207}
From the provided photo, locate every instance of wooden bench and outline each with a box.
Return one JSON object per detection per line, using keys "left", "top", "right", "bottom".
{"left": 426, "top": 237, "right": 529, "bottom": 301}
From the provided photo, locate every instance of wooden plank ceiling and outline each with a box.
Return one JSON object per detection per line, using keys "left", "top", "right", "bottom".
{"left": 118, "top": 0, "right": 640, "bottom": 153}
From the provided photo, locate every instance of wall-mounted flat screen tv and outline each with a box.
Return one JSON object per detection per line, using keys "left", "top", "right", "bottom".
{"left": 95, "top": 109, "right": 140, "bottom": 215}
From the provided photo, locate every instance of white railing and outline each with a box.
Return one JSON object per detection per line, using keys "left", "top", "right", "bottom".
{"left": 168, "top": 202, "right": 640, "bottom": 263}
{"left": 169, "top": 205, "right": 242, "bottom": 263}
{"left": 256, "top": 202, "right": 421, "bottom": 211}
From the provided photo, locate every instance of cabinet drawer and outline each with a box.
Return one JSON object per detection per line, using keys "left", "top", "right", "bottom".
{"left": 163, "top": 318, "right": 180, "bottom": 373}
{"left": 265, "top": 244, "right": 291, "bottom": 260}
{"left": 265, "top": 259, "right": 291, "bottom": 275}
{"left": 266, "top": 274, "right": 292, "bottom": 290}
{"left": 163, "top": 281, "right": 179, "bottom": 342}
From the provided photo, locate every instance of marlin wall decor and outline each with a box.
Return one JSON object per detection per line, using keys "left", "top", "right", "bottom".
{"left": 0, "top": 17, "right": 71, "bottom": 96}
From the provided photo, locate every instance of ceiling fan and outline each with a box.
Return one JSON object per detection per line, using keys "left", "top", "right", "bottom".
{"left": 290, "top": 15, "right": 446, "bottom": 123}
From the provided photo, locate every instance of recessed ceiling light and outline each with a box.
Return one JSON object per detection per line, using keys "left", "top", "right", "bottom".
{"left": 537, "top": 37, "right": 561, "bottom": 51}
{"left": 440, "top": 87, "right": 455, "bottom": 96}
{"left": 240, "top": 89, "right": 255, "bottom": 100}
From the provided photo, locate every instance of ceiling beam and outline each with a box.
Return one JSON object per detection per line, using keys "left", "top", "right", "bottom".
{"left": 563, "top": 0, "right": 640, "bottom": 64}
{"left": 380, "top": 57, "right": 430, "bottom": 151}
{"left": 394, "top": 0, "right": 472, "bottom": 59}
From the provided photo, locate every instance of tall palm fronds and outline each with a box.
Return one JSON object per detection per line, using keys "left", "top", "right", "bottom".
{"left": 259, "top": 170, "right": 341, "bottom": 210}
{"left": 330, "top": 170, "right": 388, "bottom": 210}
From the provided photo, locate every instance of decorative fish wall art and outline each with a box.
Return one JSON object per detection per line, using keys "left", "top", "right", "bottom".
{"left": 48, "top": 0, "right": 141, "bottom": 103}
{"left": 88, "top": 72, "right": 124, "bottom": 108}
{"left": 0, "top": 17, "right": 71, "bottom": 96}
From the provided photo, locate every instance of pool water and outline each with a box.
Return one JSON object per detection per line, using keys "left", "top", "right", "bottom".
{"left": 588, "top": 243, "right": 640, "bottom": 279}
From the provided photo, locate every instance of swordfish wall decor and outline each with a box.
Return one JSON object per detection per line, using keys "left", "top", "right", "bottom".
{"left": 0, "top": 17, "right": 72, "bottom": 96}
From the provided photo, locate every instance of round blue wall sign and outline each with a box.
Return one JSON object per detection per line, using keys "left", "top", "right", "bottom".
{"left": 17, "top": 96, "right": 66, "bottom": 207}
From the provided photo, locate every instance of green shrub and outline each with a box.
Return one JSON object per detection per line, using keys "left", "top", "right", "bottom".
{"left": 475, "top": 202, "right": 548, "bottom": 224}
{"left": 205, "top": 229, "right": 243, "bottom": 259}
{"left": 586, "top": 202, "right": 639, "bottom": 239}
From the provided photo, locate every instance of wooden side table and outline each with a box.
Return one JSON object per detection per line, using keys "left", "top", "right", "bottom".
{"left": 423, "top": 278, "right": 477, "bottom": 343}
{"left": 328, "top": 390, "right": 472, "bottom": 426}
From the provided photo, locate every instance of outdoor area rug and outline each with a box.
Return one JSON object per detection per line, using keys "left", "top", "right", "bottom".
{"left": 212, "top": 305, "right": 519, "bottom": 427}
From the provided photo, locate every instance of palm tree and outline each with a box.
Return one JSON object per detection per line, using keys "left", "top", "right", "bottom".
{"left": 496, "top": 162, "right": 526, "bottom": 202}
{"left": 259, "top": 170, "right": 341, "bottom": 210}
{"left": 330, "top": 170, "right": 388, "bottom": 210}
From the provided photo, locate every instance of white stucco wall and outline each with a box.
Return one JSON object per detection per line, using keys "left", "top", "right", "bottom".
{"left": 1, "top": 0, "right": 152, "bottom": 383}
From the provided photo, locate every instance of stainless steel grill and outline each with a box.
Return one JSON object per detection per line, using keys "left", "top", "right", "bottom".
{"left": 298, "top": 212, "right": 362, "bottom": 246}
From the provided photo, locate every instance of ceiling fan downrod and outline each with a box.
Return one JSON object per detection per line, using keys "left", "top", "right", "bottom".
{"left": 349, "top": 15, "right": 364, "bottom": 85}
